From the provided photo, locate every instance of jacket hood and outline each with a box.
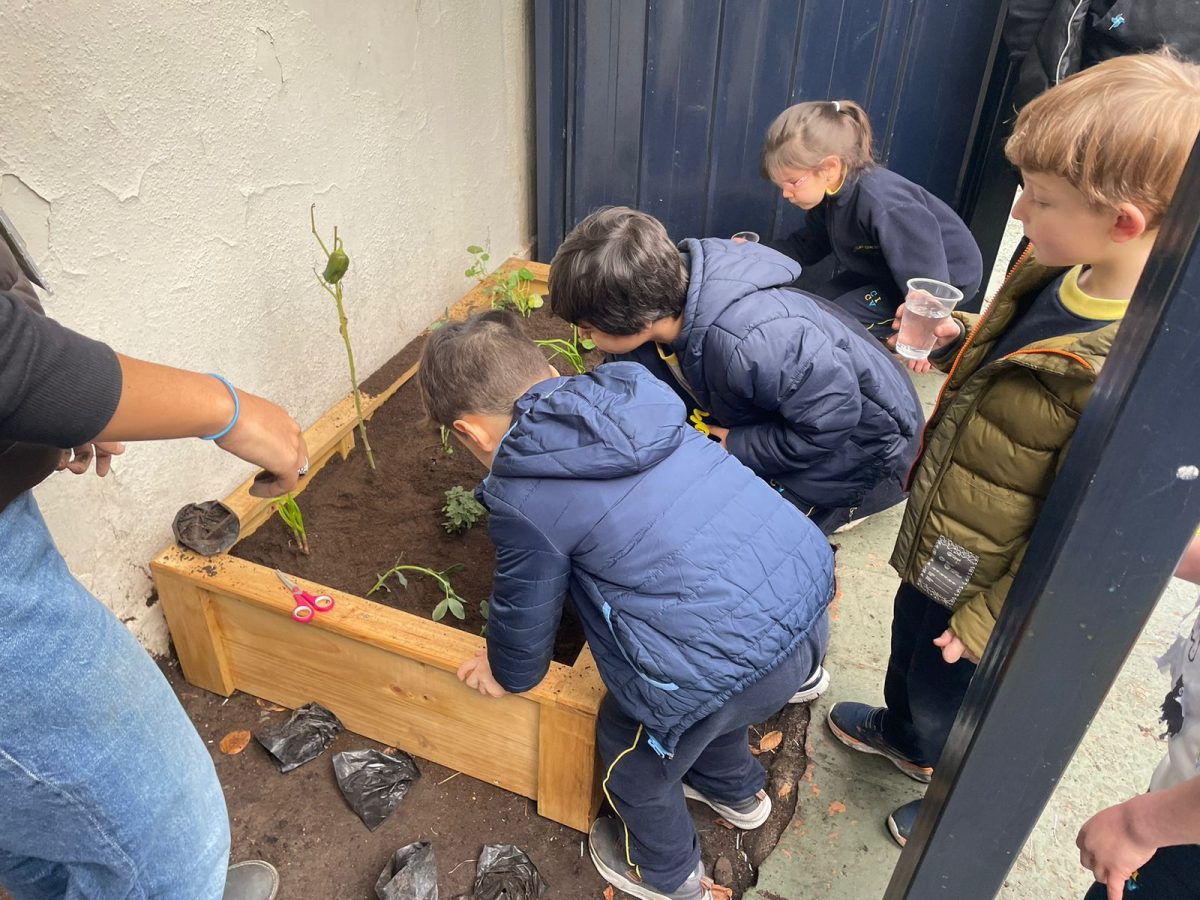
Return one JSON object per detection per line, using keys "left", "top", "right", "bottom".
{"left": 491, "top": 362, "right": 687, "bottom": 481}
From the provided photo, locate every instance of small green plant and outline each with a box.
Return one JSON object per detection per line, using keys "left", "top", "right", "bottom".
{"left": 273, "top": 493, "right": 309, "bottom": 554}
{"left": 536, "top": 325, "right": 594, "bottom": 375}
{"left": 312, "top": 205, "right": 375, "bottom": 469}
{"left": 439, "top": 424, "right": 454, "bottom": 456}
{"left": 443, "top": 486, "right": 486, "bottom": 534}
{"left": 370, "top": 561, "right": 468, "bottom": 621}
{"left": 466, "top": 244, "right": 544, "bottom": 317}
{"left": 479, "top": 599, "right": 490, "bottom": 636}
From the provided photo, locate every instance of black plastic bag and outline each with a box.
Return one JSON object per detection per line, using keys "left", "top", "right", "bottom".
{"left": 469, "top": 844, "right": 548, "bottom": 900}
{"left": 172, "top": 500, "right": 239, "bottom": 556}
{"left": 333, "top": 748, "right": 421, "bottom": 831}
{"left": 253, "top": 702, "right": 342, "bottom": 773}
{"left": 375, "top": 842, "right": 439, "bottom": 900}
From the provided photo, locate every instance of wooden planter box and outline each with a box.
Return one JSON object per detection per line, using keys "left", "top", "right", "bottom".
{"left": 151, "top": 260, "right": 604, "bottom": 832}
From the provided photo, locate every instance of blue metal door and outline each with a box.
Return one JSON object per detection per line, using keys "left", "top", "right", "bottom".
{"left": 535, "top": 0, "right": 1007, "bottom": 261}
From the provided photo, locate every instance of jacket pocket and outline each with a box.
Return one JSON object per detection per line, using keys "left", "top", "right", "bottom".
{"left": 601, "top": 602, "right": 680, "bottom": 692}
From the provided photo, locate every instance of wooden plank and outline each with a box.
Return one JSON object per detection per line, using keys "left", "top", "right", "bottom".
{"left": 155, "top": 572, "right": 235, "bottom": 696}
{"left": 151, "top": 551, "right": 574, "bottom": 705}
{"left": 215, "top": 596, "right": 541, "bottom": 797}
{"left": 537, "top": 703, "right": 602, "bottom": 831}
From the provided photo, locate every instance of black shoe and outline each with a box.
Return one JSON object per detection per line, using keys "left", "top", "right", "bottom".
{"left": 682, "top": 784, "right": 772, "bottom": 829}
{"left": 588, "top": 817, "right": 713, "bottom": 899}
{"left": 826, "top": 702, "right": 932, "bottom": 783}
{"left": 788, "top": 664, "right": 830, "bottom": 704}
{"left": 887, "top": 799, "right": 922, "bottom": 847}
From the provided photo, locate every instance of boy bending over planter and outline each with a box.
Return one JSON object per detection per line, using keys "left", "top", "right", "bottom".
{"left": 418, "top": 310, "right": 834, "bottom": 900}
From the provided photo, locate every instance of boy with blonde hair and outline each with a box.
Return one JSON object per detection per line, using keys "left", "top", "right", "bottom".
{"left": 826, "top": 50, "right": 1200, "bottom": 845}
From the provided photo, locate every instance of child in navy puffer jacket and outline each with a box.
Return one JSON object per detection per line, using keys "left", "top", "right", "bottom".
{"left": 419, "top": 310, "right": 834, "bottom": 900}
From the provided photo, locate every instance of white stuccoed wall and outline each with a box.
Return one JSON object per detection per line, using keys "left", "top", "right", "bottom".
{"left": 2, "top": 1, "right": 534, "bottom": 652}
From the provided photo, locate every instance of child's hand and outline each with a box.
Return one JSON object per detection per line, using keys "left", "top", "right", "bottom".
{"left": 57, "top": 442, "right": 126, "bottom": 477}
{"left": 456, "top": 648, "right": 508, "bottom": 698}
{"left": 1077, "top": 798, "right": 1158, "bottom": 900}
{"left": 706, "top": 424, "right": 729, "bottom": 448}
{"left": 888, "top": 304, "right": 962, "bottom": 373}
{"left": 933, "top": 628, "right": 979, "bottom": 664}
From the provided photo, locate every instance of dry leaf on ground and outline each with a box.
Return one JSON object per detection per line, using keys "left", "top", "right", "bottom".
{"left": 219, "top": 730, "right": 252, "bottom": 755}
{"left": 757, "top": 730, "right": 783, "bottom": 753}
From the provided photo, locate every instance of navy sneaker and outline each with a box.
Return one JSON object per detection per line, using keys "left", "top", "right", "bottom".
{"left": 788, "top": 664, "right": 830, "bottom": 704}
{"left": 682, "top": 784, "right": 772, "bottom": 829}
{"left": 887, "top": 799, "right": 922, "bottom": 847}
{"left": 588, "top": 818, "right": 713, "bottom": 899}
{"left": 826, "top": 702, "right": 933, "bottom": 783}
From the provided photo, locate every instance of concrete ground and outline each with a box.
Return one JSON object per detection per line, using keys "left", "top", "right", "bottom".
{"left": 747, "top": 206, "right": 1197, "bottom": 900}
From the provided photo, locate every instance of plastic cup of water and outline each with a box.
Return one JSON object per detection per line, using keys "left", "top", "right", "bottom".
{"left": 895, "top": 278, "right": 964, "bottom": 360}
{"left": 731, "top": 231, "right": 760, "bottom": 243}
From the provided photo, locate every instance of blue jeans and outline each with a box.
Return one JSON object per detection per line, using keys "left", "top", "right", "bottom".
{"left": 596, "top": 615, "right": 829, "bottom": 892}
{"left": 0, "top": 492, "right": 230, "bottom": 899}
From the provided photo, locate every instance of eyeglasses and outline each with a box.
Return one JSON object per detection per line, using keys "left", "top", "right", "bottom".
{"left": 776, "top": 173, "right": 812, "bottom": 192}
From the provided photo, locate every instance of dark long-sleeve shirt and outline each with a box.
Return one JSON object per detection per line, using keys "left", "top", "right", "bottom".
{"left": 768, "top": 166, "right": 983, "bottom": 303}
{"left": 0, "top": 240, "right": 122, "bottom": 513}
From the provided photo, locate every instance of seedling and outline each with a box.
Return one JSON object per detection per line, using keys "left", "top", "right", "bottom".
{"left": 370, "top": 562, "right": 469, "bottom": 621}
{"left": 273, "top": 493, "right": 309, "bottom": 555}
{"left": 312, "top": 205, "right": 376, "bottom": 469}
{"left": 466, "top": 244, "right": 544, "bottom": 317}
{"left": 535, "top": 325, "right": 594, "bottom": 375}
{"left": 443, "top": 486, "right": 486, "bottom": 534}
{"left": 439, "top": 425, "right": 454, "bottom": 456}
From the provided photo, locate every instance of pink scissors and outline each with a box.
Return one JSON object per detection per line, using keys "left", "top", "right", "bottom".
{"left": 274, "top": 569, "right": 335, "bottom": 623}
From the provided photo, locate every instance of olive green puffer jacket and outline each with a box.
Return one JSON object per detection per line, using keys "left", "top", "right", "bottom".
{"left": 890, "top": 253, "right": 1119, "bottom": 658}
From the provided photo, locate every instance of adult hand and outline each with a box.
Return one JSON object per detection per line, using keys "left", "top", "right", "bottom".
{"left": 888, "top": 304, "right": 961, "bottom": 374}
{"left": 57, "top": 442, "right": 126, "bottom": 476}
{"left": 933, "top": 628, "right": 979, "bottom": 664}
{"left": 1078, "top": 799, "right": 1157, "bottom": 900}
{"left": 706, "top": 424, "right": 730, "bottom": 448}
{"left": 457, "top": 648, "right": 508, "bottom": 698}
{"left": 216, "top": 389, "right": 309, "bottom": 498}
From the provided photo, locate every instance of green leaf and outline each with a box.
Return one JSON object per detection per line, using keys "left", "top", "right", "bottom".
{"left": 465, "top": 268, "right": 475, "bottom": 278}
{"left": 395, "top": 571, "right": 409, "bottom": 589}
{"left": 506, "top": 272, "right": 519, "bottom": 288}
{"left": 580, "top": 338, "right": 596, "bottom": 350}
{"left": 432, "top": 599, "right": 449, "bottom": 621}
{"left": 517, "top": 267, "right": 535, "bottom": 281}
{"left": 448, "top": 597, "right": 466, "bottom": 619}
{"left": 444, "top": 563, "right": 466, "bottom": 575}
{"left": 527, "top": 294, "right": 544, "bottom": 309}
{"left": 467, "top": 244, "right": 484, "bottom": 254}
{"left": 480, "top": 600, "right": 490, "bottom": 620}
{"left": 480, "top": 253, "right": 490, "bottom": 261}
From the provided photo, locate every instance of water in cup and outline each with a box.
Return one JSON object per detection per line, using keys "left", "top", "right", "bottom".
{"left": 895, "top": 278, "right": 963, "bottom": 360}
{"left": 731, "top": 231, "right": 760, "bottom": 243}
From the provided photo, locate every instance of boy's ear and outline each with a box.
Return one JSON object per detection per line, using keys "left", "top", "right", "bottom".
{"left": 453, "top": 417, "right": 496, "bottom": 453}
{"left": 1111, "top": 203, "right": 1149, "bottom": 243}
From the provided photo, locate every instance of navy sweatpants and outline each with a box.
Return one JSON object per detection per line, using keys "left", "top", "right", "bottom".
{"left": 879, "top": 582, "right": 977, "bottom": 769}
{"left": 595, "top": 615, "right": 829, "bottom": 892}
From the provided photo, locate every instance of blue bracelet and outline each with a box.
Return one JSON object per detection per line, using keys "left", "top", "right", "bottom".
{"left": 200, "top": 374, "right": 240, "bottom": 441}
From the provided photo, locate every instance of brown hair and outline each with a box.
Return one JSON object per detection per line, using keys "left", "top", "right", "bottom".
{"left": 549, "top": 206, "right": 688, "bottom": 335}
{"left": 1006, "top": 50, "right": 1200, "bottom": 228}
{"left": 418, "top": 309, "right": 553, "bottom": 427}
{"left": 760, "top": 100, "right": 875, "bottom": 181}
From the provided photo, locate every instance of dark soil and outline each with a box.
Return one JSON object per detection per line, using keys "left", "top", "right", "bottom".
{"left": 163, "top": 656, "right": 810, "bottom": 899}
{"left": 232, "top": 310, "right": 591, "bottom": 661}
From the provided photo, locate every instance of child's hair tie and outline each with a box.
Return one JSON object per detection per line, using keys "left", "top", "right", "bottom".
{"left": 832, "top": 100, "right": 841, "bottom": 113}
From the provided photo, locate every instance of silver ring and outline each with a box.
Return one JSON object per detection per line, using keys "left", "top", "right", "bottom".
{"left": 298, "top": 459, "right": 310, "bottom": 477}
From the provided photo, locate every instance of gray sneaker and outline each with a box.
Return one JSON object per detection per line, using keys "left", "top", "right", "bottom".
{"left": 588, "top": 817, "right": 713, "bottom": 900}
{"left": 223, "top": 861, "right": 279, "bottom": 900}
{"left": 682, "top": 785, "right": 772, "bottom": 829}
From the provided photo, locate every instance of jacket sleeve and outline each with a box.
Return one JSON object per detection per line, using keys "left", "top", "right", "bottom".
{"left": 928, "top": 312, "right": 980, "bottom": 373}
{"left": 949, "top": 541, "right": 1026, "bottom": 660}
{"left": 875, "top": 203, "right": 953, "bottom": 292}
{"left": 0, "top": 290, "right": 123, "bottom": 446}
{"left": 724, "top": 317, "right": 863, "bottom": 474}
{"left": 766, "top": 207, "right": 832, "bottom": 266}
{"left": 484, "top": 493, "right": 573, "bottom": 693}
{"left": 1002, "top": 0, "right": 1057, "bottom": 57}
